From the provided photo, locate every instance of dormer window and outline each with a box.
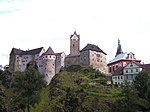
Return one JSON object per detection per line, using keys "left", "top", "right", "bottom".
{"left": 130, "top": 64, "right": 133, "bottom": 67}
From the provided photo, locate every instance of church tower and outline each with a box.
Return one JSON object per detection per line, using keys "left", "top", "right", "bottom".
{"left": 70, "top": 31, "right": 80, "bottom": 56}
{"left": 115, "top": 39, "right": 123, "bottom": 57}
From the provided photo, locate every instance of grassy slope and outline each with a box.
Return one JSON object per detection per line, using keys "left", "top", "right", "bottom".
{"left": 31, "top": 66, "right": 121, "bottom": 112}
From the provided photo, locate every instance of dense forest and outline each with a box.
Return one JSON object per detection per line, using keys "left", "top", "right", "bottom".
{"left": 0, "top": 61, "right": 150, "bottom": 112}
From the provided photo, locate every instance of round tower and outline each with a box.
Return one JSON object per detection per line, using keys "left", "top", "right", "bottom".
{"left": 42, "top": 47, "right": 56, "bottom": 84}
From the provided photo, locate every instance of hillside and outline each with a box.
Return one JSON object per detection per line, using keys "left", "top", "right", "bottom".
{"left": 31, "top": 66, "right": 121, "bottom": 112}
{"left": 1, "top": 65, "right": 149, "bottom": 112}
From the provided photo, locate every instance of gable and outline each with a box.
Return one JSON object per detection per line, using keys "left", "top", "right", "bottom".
{"left": 70, "top": 31, "right": 80, "bottom": 40}
{"left": 124, "top": 61, "right": 140, "bottom": 69}
{"left": 71, "top": 35, "right": 79, "bottom": 40}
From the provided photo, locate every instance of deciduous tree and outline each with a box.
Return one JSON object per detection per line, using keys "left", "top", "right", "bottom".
{"left": 12, "top": 60, "right": 46, "bottom": 112}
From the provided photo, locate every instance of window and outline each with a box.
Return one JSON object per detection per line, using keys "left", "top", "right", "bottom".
{"left": 130, "top": 64, "right": 133, "bottom": 67}
{"left": 118, "top": 76, "right": 120, "bottom": 79}
{"left": 126, "top": 70, "right": 128, "bottom": 73}
{"left": 96, "top": 54, "right": 100, "bottom": 57}
{"left": 121, "top": 76, "right": 123, "bottom": 79}
{"left": 131, "top": 69, "right": 133, "bottom": 73}
{"left": 109, "top": 67, "right": 112, "bottom": 72}
{"left": 113, "top": 66, "right": 115, "bottom": 72}
{"left": 73, "top": 44, "right": 75, "bottom": 47}
{"left": 39, "top": 65, "right": 43, "bottom": 67}
{"left": 136, "top": 69, "right": 138, "bottom": 72}
{"left": 116, "top": 65, "right": 118, "bottom": 68}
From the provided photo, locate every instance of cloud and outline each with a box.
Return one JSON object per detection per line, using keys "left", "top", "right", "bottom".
{"left": 0, "top": 0, "right": 30, "bottom": 15}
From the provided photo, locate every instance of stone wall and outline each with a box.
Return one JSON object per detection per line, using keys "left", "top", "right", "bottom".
{"left": 80, "top": 50, "right": 90, "bottom": 67}
{"left": 55, "top": 52, "right": 66, "bottom": 74}
{"left": 65, "top": 55, "right": 80, "bottom": 68}
{"left": 89, "top": 50, "right": 108, "bottom": 73}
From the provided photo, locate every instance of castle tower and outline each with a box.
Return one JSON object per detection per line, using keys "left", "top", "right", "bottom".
{"left": 70, "top": 31, "right": 80, "bottom": 56}
{"left": 115, "top": 39, "right": 123, "bottom": 57}
{"left": 42, "top": 46, "right": 56, "bottom": 84}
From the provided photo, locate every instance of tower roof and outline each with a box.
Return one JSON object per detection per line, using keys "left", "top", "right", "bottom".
{"left": 81, "top": 44, "right": 107, "bottom": 55}
{"left": 44, "top": 46, "right": 55, "bottom": 55}
{"left": 115, "top": 39, "right": 123, "bottom": 57}
{"left": 70, "top": 31, "right": 80, "bottom": 39}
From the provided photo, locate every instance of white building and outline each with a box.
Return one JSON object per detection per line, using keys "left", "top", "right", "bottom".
{"left": 112, "top": 61, "right": 143, "bottom": 85}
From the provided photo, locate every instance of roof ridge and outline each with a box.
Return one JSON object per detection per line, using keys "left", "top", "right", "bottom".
{"left": 80, "top": 44, "right": 107, "bottom": 55}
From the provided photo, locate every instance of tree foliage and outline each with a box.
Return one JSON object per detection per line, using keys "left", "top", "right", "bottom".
{"left": 12, "top": 60, "right": 46, "bottom": 112}
{"left": 114, "top": 82, "right": 148, "bottom": 112}
{"left": 133, "top": 71, "right": 150, "bottom": 111}
{"left": 1, "top": 64, "right": 150, "bottom": 112}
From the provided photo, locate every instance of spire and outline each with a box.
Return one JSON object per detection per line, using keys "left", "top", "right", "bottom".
{"left": 115, "top": 39, "right": 123, "bottom": 57}
{"left": 74, "top": 30, "right": 76, "bottom": 34}
{"left": 70, "top": 30, "right": 80, "bottom": 39}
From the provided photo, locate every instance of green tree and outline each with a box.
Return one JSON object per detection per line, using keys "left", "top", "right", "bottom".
{"left": 0, "top": 65, "right": 13, "bottom": 88}
{"left": 133, "top": 71, "right": 150, "bottom": 111}
{"left": 134, "top": 71, "right": 150, "bottom": 98}
{"left": 0, "top": 66, "right": 16, "bottom": 112}
{"left": 114, "top": 82, "right": 148, "bottom": 112}
{"left": 12, "top": 60, "right": 46, "bottom": 112}
{"left": 64, "top": 87, "right": 79, "bottom": 112}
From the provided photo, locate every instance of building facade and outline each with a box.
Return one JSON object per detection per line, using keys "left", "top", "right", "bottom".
{"left": 9, "top": 31, "right": 108, "bottom": 84}
{"left": 65, "top": 31, "right": 108, "bottom": 73}
{"left": 112, "top": 61, "right": 144, "bottom": 85}
{"left": 107, "top": 39, "right": 141, "bottom": 74}
{"left": 123, "top": 61, "right": 142, "bottom": 83}
{"left": 9, "top": 47, "right": 66, "bottom": 84}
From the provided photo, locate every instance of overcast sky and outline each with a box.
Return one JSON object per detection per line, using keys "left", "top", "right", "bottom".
{"left": 0, "top": 0, "right": 150, "bottom": 66}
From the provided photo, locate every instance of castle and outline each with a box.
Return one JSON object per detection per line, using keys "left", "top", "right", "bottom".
{"left": 9, "top": 31, "right": 108, "bottom": 84}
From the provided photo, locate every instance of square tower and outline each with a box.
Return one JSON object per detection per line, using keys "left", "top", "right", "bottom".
{"left": 70, "top": 31, "right": 80, "bottom": 56}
